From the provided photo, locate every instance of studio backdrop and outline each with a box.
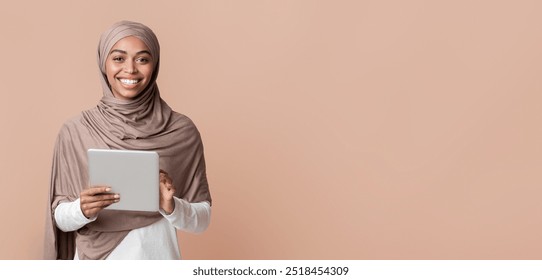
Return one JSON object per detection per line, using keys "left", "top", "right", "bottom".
{"left": 1, "top": 0, "right": 541, "bottom": 259}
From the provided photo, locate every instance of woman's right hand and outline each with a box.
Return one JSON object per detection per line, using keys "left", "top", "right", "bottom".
{"left": 80, "top": 186, "right": 119, "bottom": 219}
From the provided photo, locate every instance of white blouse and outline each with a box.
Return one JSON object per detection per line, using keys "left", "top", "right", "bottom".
{"left": 54, "top": 197, "right": 211, "bottom": 259}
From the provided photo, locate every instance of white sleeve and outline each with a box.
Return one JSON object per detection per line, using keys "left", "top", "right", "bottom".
{"left": 54, "top": 198, "right": 97, "bottom": 232}
{"left": 159, "top": 197, "right": 211, "bottom": 233}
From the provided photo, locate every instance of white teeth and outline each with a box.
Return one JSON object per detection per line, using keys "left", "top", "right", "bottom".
{"left": 120, "top": 79, "right": 140, "bottom": 85}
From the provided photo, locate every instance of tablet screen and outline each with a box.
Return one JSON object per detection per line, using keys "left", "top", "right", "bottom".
{"left": 87, "top": 149, "right": 159, "bottom": 212}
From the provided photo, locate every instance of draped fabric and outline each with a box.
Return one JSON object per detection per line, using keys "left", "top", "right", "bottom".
{"left": 44, "top": 21, "right": 211, "bottom": 260}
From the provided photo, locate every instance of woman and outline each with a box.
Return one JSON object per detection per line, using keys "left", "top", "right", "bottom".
{"left": 43, "top": 20, "right": 212, "bottom": 260}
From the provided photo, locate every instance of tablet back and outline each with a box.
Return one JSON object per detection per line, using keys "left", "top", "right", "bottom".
{"left": 87, "top": 149, "right": 159, "bottom": 212}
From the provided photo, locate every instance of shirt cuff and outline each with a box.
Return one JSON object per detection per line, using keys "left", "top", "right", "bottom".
{"left": 54, "top": 198, "right": 97, "bottom": 232}
{"left": 159, "top": 197, "right": 211, "bottom": 233}
{"left": 73, "top": 198, "right": 98, "bottom": 223}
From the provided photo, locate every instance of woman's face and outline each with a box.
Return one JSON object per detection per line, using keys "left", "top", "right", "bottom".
{"left": 105, "top": 36, "right": 154, "bottom": 100}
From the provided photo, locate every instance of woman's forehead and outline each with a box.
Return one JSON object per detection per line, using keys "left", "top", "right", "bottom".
{"left": 109, "top": 36, "right": 151, "bottom": 54}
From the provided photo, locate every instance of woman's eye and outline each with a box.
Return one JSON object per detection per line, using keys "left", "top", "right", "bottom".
{"left": 112, "top": 57, "right": 124, "bottom": 62}
{"left": 137, "top": 57, "right": 149, "bottom": 63}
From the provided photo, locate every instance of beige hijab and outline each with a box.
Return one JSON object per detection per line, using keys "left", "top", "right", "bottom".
{"left": 44, "top": 21, "right": 211, "bottom": 260}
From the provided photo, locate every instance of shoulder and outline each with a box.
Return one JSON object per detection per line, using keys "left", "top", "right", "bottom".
{"left": 54, "top": 114, "right": 91, "bottom": 144}
{"left": 170, "top": 111, "right": 200, "bottom": 131}
{"left": 61, "top": 114, "right": 84, "bottom": 128}
{"left": 57, "top": 114, "right": 84, "bottom": 134}
{"left": 168, "top": 111, "right": 206, "bottom": 146}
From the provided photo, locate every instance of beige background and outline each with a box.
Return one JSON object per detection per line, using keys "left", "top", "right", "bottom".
{"left": 1, "top": 0, "right": 541, "bottom": 259}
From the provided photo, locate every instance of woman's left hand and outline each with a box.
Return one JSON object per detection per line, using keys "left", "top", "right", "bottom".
{"left": 159, "top": 170, "right": 176, "bottom": 214}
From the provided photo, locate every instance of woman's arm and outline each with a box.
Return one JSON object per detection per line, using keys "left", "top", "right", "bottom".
{"left": 159, "top": 170, "right": 211, "bottom": 233}
{"left": 159, "top": 198, "right": 211, "bottom": 233}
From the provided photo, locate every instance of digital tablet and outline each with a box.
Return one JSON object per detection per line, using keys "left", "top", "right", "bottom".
{"left": 87, "top": 149, "right": 159, "bottom": 212}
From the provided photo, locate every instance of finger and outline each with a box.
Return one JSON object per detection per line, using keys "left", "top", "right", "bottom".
{"left": 160, "top": 179, "right": 173, "bottom": 188}
{"left": 82, "top": 186, "right": 112, "bottom": 196}
{"left": 81, "top": 198, "right": 119, "bottom": 217}
{"left": 160, "top": 179, "right": 174, "bottom": 189}
{"left": 160, "top": 173, "right": 168, "bottom": 184}
{"left": 81, "top": 193, "right": 120, "bottom": 204}
{"left": 82, "top": 199, "right": 119, "bottom": 211}
{"left": 159, "top": 170, "right": 168, "bottom": 181}
{"left": 159, "top": 170, "right": 172, "bottom": 179}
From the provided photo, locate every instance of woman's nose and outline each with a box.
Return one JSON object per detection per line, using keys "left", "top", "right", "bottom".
{"left": 123, "top": 61, "right": 137, "bottom": 74}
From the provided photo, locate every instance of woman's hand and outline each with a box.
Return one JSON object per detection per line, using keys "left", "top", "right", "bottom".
{"left": 80, "top": 186, "right": 119, "bottom": 219}
{"left": 159, "top": 170, "right": 176, "bottom": 215}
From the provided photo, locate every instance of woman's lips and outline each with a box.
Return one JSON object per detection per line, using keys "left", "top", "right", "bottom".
{"left": 119, "top": 78, "right": 141, "bottom": 85}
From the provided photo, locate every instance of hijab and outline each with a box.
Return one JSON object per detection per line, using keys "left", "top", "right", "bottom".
{"left": 44, "top": 20, "right": 211, "bottom": 260}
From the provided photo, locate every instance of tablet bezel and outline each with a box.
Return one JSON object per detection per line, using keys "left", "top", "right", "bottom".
{"left": 87, "top": 148, "right": 159, "bottom": 212}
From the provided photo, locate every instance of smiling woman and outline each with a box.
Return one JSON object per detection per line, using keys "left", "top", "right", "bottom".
{"left": 105, "top": 36, "right": 154, "bottom": 100}
{"left": 43, "top": 20, "right": 212, "bottom": 260}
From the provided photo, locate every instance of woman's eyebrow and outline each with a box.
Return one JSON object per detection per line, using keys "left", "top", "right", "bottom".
{"left": 109, "top": 50, "right": 151, "bottom": 56}
{"left": 136, "top": 50, "right": 151, "bottom": 56}
{"left": 110, "top": 49, "right": 127, "bottom": 55}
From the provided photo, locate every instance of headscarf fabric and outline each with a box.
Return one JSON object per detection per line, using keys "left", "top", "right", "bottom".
{"left": 43, "top": 20, "right": 211, "bottom": 260}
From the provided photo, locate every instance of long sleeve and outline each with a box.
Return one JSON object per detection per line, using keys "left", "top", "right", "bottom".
{"left": 54, "top": 199, "right": 97, "bottom": 232}
{"left": 159, "top": 197, "right": 211, "bottom": 233}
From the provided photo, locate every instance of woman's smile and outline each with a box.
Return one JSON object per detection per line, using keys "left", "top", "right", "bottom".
{"left": 119, "top": 79, "right": 141, "bottom": 85}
